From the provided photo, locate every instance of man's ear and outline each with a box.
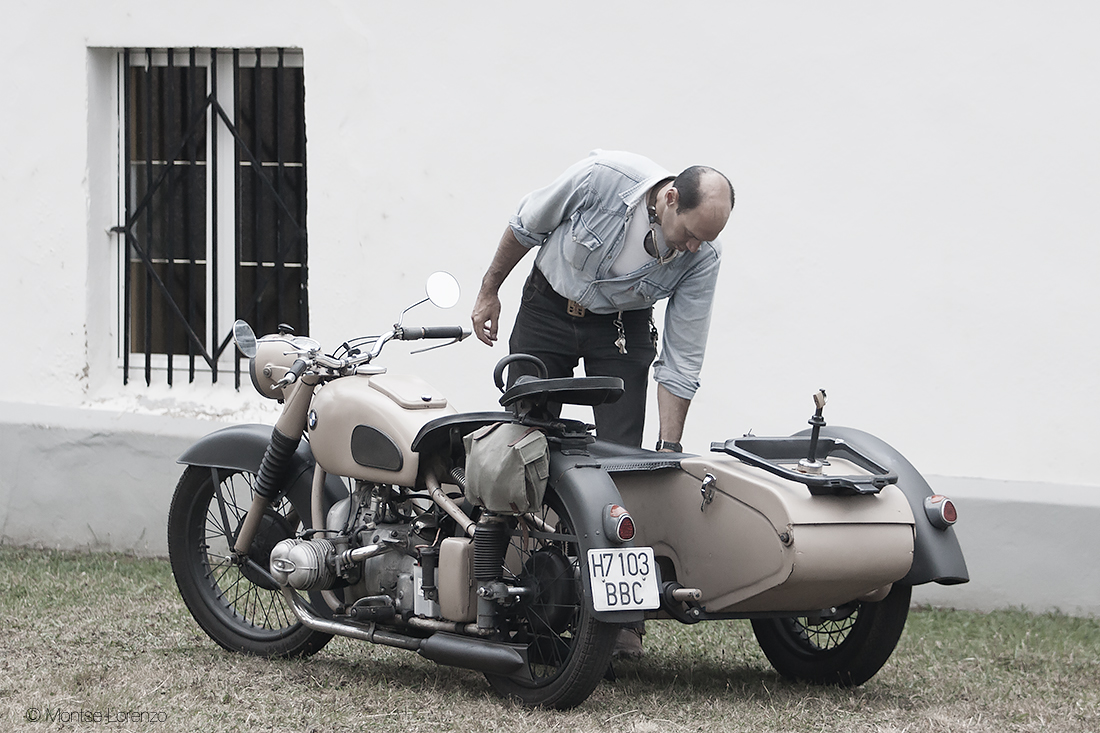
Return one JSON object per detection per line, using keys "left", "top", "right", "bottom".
{"left": 665, "top": 186, "right": 680, "bottom": 208}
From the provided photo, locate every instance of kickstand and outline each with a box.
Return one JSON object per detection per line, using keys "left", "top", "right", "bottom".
{"left": 604, "top": 662, "right": 617, "bottom": 682}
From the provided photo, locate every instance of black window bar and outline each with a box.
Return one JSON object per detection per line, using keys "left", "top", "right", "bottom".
{"left": 113, "top": 47, "right": 307, "bottom": 388}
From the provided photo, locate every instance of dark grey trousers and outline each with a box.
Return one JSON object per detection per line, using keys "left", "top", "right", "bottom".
{"left": 508, "top": 268, "right": 657, "bottom": 448}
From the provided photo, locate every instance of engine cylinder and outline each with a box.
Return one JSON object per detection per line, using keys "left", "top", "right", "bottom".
{"left": 269, "top": 538, "right": 337, "bottom": 590}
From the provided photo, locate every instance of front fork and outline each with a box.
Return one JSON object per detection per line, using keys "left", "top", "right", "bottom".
{"left": 233, "top": 378, "right": 319, "bottom": 555}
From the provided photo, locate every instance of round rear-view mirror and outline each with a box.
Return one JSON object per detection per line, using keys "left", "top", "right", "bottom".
{"left": 425, "top": 271, "right": 461, "bottom": 309}
{"left": 232, "top": 320, "right": 258, "bottom": 358}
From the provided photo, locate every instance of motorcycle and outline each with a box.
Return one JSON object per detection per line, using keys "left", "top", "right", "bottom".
{"left": 168, "top": 272, "right": 968, "bottom": 709}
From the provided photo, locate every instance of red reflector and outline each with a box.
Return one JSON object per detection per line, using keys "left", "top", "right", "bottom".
{"left": 924, "top": 494, "right": 957, "bottom": 529}
{"left": 617, "top": 516, "right": 635, "bottom": 542}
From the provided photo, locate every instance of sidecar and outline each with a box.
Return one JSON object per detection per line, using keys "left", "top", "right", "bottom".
{"left": 591, "top": 426, "right": 968, "bottom": 685}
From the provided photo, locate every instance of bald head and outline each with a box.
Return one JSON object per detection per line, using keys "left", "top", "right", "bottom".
{"left": 674, "top": 166, "right": 735, "bottom": 214}
{"left": 653, "top": 166, "right": 734, "bottom": 252}
{"left": 657, "top": 166, "right": 733, "bottom": 249}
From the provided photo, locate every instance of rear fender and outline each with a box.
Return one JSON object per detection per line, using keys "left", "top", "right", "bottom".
{"left": 804, "top": 426, "right": 969, "bottom": 586}
{"left": 549, "top": 452, "right": 645, "bottom": 624}
{"left": 178, "top": 423, "right": 348, "bottom": 510}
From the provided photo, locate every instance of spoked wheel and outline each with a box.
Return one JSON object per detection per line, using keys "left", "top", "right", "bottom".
{"left": 167, "top": 465, "right": 333, "bottom": 657}
{"left": 483, "top": 490, "right": 617, "bottom": 709}
{"left": 751, "top": 583, "right": 912, "bottom": 686}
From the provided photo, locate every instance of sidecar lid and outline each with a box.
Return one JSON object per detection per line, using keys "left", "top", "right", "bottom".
{"left": 711, "top": 436, "right": 898, "bottom": 496}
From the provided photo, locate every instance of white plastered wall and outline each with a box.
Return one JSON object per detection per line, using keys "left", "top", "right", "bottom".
{"left": 0, "top": 1, "right": 1097, "bottom": 613}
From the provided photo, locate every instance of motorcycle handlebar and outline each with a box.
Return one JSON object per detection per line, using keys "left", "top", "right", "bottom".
{"left": 287, "top": 358, "right": 309, "bottom": 378}
{"left": 398, "top": 326, "right": 470, "bottom": 341}
{"left": 273, "top": 357, "right": 310, "bottom": 389}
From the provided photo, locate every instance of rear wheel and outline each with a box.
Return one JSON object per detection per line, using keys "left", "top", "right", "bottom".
{"left": 167, "top": 465, "right": 333, "bottom": 657}
{"left": 483, "top": 490, "right": 617, "bottom": 709}
{"left": 750, "top": 583, "right": 911, "bottom": 686}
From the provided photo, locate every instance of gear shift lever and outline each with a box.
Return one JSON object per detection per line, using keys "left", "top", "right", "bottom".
{"left": 798, "top": 389, "right": 827, "bottom": 475}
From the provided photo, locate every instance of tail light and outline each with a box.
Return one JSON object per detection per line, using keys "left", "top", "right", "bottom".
{"left": 603, "top": 504, "right": 635, "bottom": 543}
{"left": 924, "top": 494, "right": 958, "bottom": 530}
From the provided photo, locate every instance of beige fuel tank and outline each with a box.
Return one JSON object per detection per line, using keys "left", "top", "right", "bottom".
{"left": 308, "top": 372, "right": 456, "bottom": 486}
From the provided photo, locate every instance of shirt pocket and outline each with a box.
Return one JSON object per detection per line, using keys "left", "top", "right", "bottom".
{"left": 633, "top": 275, "right": 675, "bottom": 303}
{"left": 563, "top": 213, "right": 604, "bottom": 269}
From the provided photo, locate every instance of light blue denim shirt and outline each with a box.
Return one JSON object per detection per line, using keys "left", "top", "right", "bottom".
{"left": 509, "top": 150, "right": 722, "bottom": 400}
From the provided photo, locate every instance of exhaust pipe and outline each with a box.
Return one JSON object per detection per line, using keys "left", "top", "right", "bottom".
{"left": 281, "top": 587, "right": 529, "bottom": 676}
{"left": 282, "top": 587, "right": 419, "bottom": 649}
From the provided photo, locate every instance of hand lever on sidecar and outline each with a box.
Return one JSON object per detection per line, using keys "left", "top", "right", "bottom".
{"left": 797, "top": 389, "right": 827, "bottom": 475}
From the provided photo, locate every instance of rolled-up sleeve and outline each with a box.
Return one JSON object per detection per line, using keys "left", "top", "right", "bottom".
{"left": 508, "top": 156, "right": 595, "bottom": 249}
{"left": 652, "top": 244, "right": 721, "bottom": 400}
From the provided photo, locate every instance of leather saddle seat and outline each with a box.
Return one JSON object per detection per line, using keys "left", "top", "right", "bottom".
{"left": 498, "top": 375, "right": 624, "bottom": 410}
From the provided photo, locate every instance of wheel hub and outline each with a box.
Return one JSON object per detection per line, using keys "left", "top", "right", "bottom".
{"left": 521, "top": 547, "right": 576, "bottom": 634}
{"left": 238, "top": 510, "right": 296, "bottom": 590}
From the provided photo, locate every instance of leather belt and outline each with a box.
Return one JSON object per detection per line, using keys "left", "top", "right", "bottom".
{"left": 527, "top": 267, "right": 594, "bottom": 318}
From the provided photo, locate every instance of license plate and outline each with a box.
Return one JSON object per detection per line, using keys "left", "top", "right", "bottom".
{"left": 587, "top": 547, "right": 660, "bottom": 612}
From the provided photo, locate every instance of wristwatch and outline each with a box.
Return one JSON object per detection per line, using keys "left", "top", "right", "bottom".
{"left": 655, "top": 440, "right": 682, "bottom": 452}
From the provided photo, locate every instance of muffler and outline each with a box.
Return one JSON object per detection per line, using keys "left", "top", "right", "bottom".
{"left": 418, "top": 633, "right": 528, "bottom": 676}
{"left": 280, "top": 587, "right": 530, "bottom": 676}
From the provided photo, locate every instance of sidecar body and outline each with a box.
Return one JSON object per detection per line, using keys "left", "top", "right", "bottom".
{"left": 596, "top": 435, "right": 935, "bottom": 615}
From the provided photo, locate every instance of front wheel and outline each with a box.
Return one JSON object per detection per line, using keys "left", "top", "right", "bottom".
{"left": 167, "top": 465, "right": 334, "bottom": 657}
{"left": 483, "top": 489, "right": 617, "bottom": 709}
{"left": 750, "top": 583, "right": 912, "bottom": 686}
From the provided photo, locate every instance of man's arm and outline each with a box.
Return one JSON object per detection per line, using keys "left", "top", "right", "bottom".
{"left": 471, "top": 226, "right": 531, "bottom": 346}
{"left": 656, "top": 384, "right": 691, "bottom": 449}
{"left": 651, "top": 243, "right": 722, "bottom": 448}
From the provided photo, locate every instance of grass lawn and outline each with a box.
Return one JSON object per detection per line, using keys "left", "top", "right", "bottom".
{"left": 1, "top": 546, "right": 1096, "bottom": 732}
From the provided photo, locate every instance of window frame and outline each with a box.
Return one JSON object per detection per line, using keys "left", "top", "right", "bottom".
{"left": 113, "top": 47, "right": 307, "bottom": 387}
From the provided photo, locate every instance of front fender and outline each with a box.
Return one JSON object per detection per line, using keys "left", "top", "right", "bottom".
{"left": 806, "top": 426, "right": 969, "bottom": 586}
{"left": 549, "top": 452, "right": 644, "bottom": 624}
{"left": 178, "top": 423, "right": 347, "bottom": 509}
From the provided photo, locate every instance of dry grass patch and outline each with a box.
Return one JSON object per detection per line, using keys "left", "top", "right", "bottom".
{"left": 1, "top": 547, "right": 1097, "bottom": 732}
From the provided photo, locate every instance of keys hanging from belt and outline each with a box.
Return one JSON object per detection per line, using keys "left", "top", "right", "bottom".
{"left": 614, "top": 312, "right": 628, "bottom": 354}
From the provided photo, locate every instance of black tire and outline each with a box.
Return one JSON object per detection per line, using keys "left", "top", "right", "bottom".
{"left": 483, "top": 489, "right": 617, "bottom": 709}
{"left": 167, "top": 465, "right": 334, "bottom": 657}
{"left": 750, "top": 583, "right": 912, "bottom": 686}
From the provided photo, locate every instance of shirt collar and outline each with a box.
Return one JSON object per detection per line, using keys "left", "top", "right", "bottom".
{"left": 619, "top": 171, "right": 674, "bottom": 210}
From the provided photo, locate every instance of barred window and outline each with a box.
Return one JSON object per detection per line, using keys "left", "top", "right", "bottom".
{"left": 114, "top": 48, "right": 307, "bottom": 386}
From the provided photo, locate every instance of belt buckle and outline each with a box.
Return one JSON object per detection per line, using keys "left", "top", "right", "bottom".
{"left": 566, "top": 300, "right": 586, "bottom": 318}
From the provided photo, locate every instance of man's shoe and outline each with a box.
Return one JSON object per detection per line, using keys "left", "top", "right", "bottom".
{"left": 611, "top": 627, "right": 644, "bottom": 661}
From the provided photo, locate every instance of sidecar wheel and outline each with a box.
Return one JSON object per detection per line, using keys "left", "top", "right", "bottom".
{"left": 483, "top": 489, "right": 617, "bottom": 709}
{"left": 750, "top": 583, "right": 911, "bottom": 686}
{"left": 167, "top": 465, "right": 334, "bottom": 658}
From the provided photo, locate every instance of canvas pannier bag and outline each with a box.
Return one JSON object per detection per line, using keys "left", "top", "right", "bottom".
{"left": 463, "top": 422, "right": 549, "bottom": 514}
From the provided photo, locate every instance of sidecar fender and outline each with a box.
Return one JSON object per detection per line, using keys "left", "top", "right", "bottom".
{"left": 550, "top": 452, "right": 645, "bottom": 624}
{"left": 804, "top": 426, "right": 969, "bottom": 586}
{"left": 178, "top": 423, "right": 347, "bottom": 508}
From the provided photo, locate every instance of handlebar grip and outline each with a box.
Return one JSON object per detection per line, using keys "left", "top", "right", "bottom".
{"left": 400, "top": 326, "right": 470, "bottom": 341}
{"left": 287, "top": 358, "right": 309, "bottom": 379}
{"left": 271, "top": 357, "right": 310, "bottom": 390}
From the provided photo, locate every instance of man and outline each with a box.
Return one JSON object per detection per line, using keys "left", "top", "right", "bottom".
{"left": 472, "top": 150, "right": 733, "bottom": 661}
{"left": 471, "top": 150, "right": 734, "bottom": 452}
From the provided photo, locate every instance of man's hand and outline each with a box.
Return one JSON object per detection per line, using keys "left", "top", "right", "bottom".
{"left": 471, "top": 226, "right": 531, "bottom": 347}
{"left": 472, "top": 290, "right": 502, "bottom": 346}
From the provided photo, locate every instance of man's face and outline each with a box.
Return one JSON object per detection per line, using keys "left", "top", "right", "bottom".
{"left": 659, "top": 182, "right": 732, "bottom": 252}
